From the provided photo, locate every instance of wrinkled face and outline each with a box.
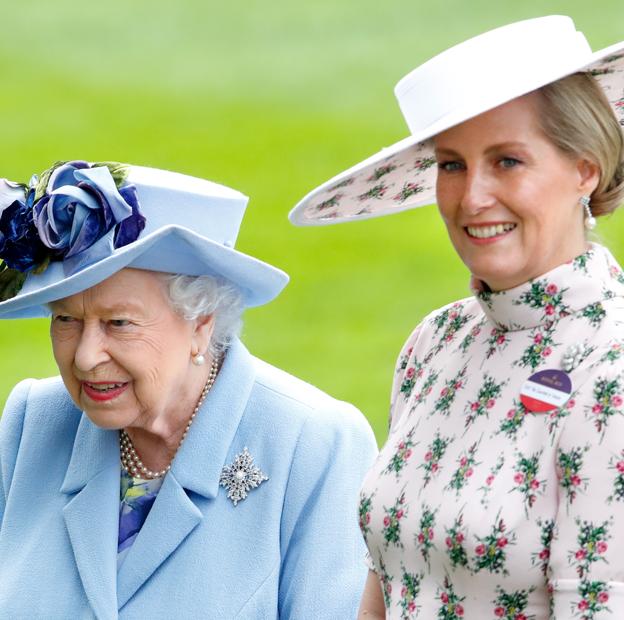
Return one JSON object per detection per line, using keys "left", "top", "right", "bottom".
{"left": 50, "top": 268, "right": 207, "bottom": 431}
{"left": 433, "top": 92, "right": 599, "bottom": 291}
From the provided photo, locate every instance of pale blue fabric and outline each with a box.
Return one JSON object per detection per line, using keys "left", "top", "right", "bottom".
{"left": 0, "top": 339, "right": 377, "bottom": 619}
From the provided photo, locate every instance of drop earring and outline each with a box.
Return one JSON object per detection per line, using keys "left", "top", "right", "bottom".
{"left": 580, "top": 195, "right": 596, "bottom": 230}
{"left": 192, "top": 353, "right": 206, "bottom": 366}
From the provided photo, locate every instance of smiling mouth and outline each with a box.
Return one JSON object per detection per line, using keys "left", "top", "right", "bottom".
{"left": 83, "top": 382, "right": 127, "bottom": 393}
{"left": 466, "top": 223, "right": 517, "bottom": 239}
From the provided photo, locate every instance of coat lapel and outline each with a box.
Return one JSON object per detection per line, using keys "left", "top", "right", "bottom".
{"left": 61, "top": 415, "right": 120, "bottom": 620}
{"left": 116, "top": 339, "right": 257, "bottom": 608}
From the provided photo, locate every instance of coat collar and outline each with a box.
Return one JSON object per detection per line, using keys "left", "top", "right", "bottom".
{"left": 59, "top": 338, "right": 258, "bottom": 615}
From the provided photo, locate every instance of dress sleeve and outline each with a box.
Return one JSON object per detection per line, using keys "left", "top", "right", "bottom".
{"left": 388, "top": 323, "right": 424, "bottom": 433}
{"left": 0, "top": 380, "right": 32, "bottom": 527}
{"left": 549, "top": 363, "right": 624, "bottom": 618}
{"left": 278, "top": 402, "right": 377, "bottom": 619}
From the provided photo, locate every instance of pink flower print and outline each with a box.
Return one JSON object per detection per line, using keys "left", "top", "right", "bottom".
{"left": 459, "top": 456, "right": 468, "bottom": 467}
{"left": 405, "top": 367, "right": 415, "bottom": 379}
{"left": 597, "top": 541, "right": 608, "bottom": 554}
{"left": 465, "top": 468, "right": 473, "bottom": 478}
{"left": 455, "top": 532, "right": 464, "bottom": 543}
{"left": 497, "top": 537, "right": 508, "bottom": 548}
{"left": 405, "top": 449, "right": 412, "bottom": 458}
{"left": 497, "top": 334, "right": 506, "bottom": 344}
{"left": 530, "top": 478, "right": 540, "bottom": 490}
{"left": 598, "top": 592, "right": 609, "bottom": 604}
{"left": 386, "top": 583, "right": 392, "bottom": 594}
{"left": 441, "top": 387, "right": 449, "bottom": 397}
{"left": 470, "top": 402, "right": 479, "bottom": 411}
{"left": 475, "top": 544, "right": 486, "bottom": 556}
{"left": 486, "top": 475, "right": 495, "bottom": 485}
{"left": 539, "top": 549, "right": 550, "bottom": 560}
{"left": 516, "top": 615, "right": 526, "bottom": 620}
{"left": 617, "top": 460, "right": 624, "bottom": 473}
{"left": 486, "top": 399, "right": 495, "bottom": 409}
{"left": 401, "top": 586, "right": 407, "bottom": 597}
{"left": 506, "top": 409, "right": 515, "bottom": 419}
{"left": 440, "top": 592, "right": 449, "bottom": 604}
{"left": 611, "top": 394, "right": 623, "bottom": 407}
{"left": 571, "top": 475, "right": 582, "bottom": 486}
{"left": 546, "top": 284, "right": 558, "bottom": 295}
{"left": 534, "top": 333, "right": 543, "bottom": 344}
{"left": 576, "top": 549, "right": 587, "bottom": 560}
{"left": 408, "top": 601, "right": 416, "bottom": 612}
{"left": 396, "top": 509, "right": 404, "bottom": 520}
{"left": 445, "top": 536, "right": 453, "bottom": 548}
{"left": 383, "top": 516, "right": 390, "bottom": 527}
{"left": 455, "top": 604, "right": 464, "bottom": 616}
{"left": 417, "top": 532, "right": 425, "bottom": 543}
{"left": 514, "top": 472, "right": 525, "bottom": 484}
{"left": 592, "top": 404, "right": 603, "bottom": 414}
{"left": 566, "top": 398, "right": 576, "bottom": 409}
{"left": 545, "top": 304, "right": 555, "bottom": 315}
{"left": 424, "top": 451, "right": 433, "bottom": 461}
{"left": 578, "top": 599, "right": 589, "bottom": 611}
{"left": 494, "top": 608, "right": 505, "bottom": 618}
{"left": 542, "top": 347, "right": 552, "bottom": 357}
{"left": 431, "top": 463, "right": 439, "bottom": 472}
{"left": 428, "top": 528, "right": 434, "bottom": 540}
{"left": 454, "top": 381, "right": 463, "bottom": 389}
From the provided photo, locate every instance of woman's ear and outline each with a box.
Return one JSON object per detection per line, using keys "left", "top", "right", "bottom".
{"left": 577, "top": 158, "right": 601, "bottom": 196}
{"left": 191, "top": 314, "right": 215, "bottom": 358}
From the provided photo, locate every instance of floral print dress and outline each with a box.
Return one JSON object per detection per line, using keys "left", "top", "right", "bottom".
{"left": 360, "top": 244, "right": 624, "bottom": 619}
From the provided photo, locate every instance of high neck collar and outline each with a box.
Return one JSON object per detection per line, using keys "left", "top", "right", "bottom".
{"left": 473, "top": 244, "right": 624, "bottom": 331}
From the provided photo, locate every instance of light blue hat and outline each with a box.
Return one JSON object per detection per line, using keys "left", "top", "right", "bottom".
{"left": 0, "top": 161, "right": 289, "bottom": 318}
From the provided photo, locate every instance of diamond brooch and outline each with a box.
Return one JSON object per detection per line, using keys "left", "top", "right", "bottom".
{"left": 219, "top": 447, "right": 268, "bottom": 506}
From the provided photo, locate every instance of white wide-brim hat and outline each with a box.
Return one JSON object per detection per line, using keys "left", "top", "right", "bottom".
{"left": 289, "top": 15, "right": 624, "bottom": 226}
{"left": 0, "top": 163, "right": 289, "bottom": 319}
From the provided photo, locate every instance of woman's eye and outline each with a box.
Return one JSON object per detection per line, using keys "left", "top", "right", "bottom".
{"left": 54, "top": 315, "right": 75, "bottom": 323}
{"left": 438, "top": 161, "right": 464, "bottom": 172}
{"left": 109, "top": 319, "right": 130, "bottom": 328}
{"left": 499, "top": 157, "right": 521, "bottom": 169}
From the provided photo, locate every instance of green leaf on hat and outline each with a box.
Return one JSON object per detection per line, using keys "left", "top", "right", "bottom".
{"left": 34, "top": 161, "right": 66, "bottom": 201}
{"left": 91, "top": 161, "right": 130, "bottom": 188}
{"left": 0, "top": 262, "right": 27, "bottom": 303}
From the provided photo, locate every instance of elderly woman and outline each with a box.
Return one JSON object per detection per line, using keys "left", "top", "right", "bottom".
{"left": 0, "top": 161, "right": 377, "bottom": 618}
{"left": 290, "top": 16, "right": 624, "bottom": 619}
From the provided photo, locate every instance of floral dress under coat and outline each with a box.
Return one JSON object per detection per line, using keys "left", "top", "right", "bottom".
{"left": 360, "top": 244, "right": 624, "bottom": 620}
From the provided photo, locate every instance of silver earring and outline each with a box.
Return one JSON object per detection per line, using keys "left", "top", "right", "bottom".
{"left": 192, "top": 353, "right": 206, "bottom": 366}
{"left": 580, "top": 195, "right": 596, "bottom": 230}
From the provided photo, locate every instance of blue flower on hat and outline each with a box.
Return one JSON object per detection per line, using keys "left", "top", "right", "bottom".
{"left": 0, "top": 185, "right": 47, "bottom": 272}
{"left": 0, "top": 160, "right": 146, "bottom": 302}
{"left": 33, "top": 161, "right": 145, "bottom": 259}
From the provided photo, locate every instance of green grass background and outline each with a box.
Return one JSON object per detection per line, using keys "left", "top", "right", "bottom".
{"left": 1, "top": 0, "right": 624, "bottom": 444}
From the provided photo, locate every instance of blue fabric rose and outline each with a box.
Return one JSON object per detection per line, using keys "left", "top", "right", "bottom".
{"left": 33, "top": 161, "right": 145, "bottom": 259}
{"left": 0, "top": 186, "right": 48, "bottom": 272}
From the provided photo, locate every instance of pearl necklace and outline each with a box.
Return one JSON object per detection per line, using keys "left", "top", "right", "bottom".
{"left": 120, "top": 358, "right": 219, "bottom": 479}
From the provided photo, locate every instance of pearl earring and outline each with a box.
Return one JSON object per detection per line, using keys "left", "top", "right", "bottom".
{"left": 580, "top": 195, "right": 596, "bottom": 230}
{"left": 192, "top": 353, "right": 206, "bottom": 366}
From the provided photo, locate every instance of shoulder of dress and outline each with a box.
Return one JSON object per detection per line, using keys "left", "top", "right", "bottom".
{"left": 249, "top": 356, "right": 374, "bottom": 437}
{"left": 3, "top": 376, "right": 75, "bottom": 418}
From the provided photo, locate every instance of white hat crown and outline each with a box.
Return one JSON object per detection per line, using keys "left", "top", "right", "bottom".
{"left": 395, "top": 16, "right": 593, "bottom": 136}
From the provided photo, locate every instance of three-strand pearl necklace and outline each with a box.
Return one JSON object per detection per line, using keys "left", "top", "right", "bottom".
{"left": 120, "top": 358, "right": 219, "bottom": 479}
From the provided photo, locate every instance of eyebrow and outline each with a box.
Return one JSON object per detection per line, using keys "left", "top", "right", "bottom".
{"left": 50, "top": 300, "right": 146, "bottom": 315}
{"left": 434, "top": 141, "right": 530, "bottom": 157}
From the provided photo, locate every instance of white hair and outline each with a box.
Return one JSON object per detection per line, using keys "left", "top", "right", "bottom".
{"left": 164, "top": 274, "right": 244, "bottom": 357}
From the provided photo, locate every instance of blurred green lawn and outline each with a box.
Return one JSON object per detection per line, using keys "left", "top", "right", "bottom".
{"left": 1, "top": 0, "right": 624, "bottom": 443}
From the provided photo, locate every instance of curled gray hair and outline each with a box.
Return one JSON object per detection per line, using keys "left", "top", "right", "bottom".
{"left": 164, "top": 274, "right": 244, "bottom": 357}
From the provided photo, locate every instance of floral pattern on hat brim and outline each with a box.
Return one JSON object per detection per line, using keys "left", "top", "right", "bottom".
{"left": 292, "top": 46, "right": 624, "bottom": 226}
{"left": 0, "top": 160, "right": 146, "bottom": 302}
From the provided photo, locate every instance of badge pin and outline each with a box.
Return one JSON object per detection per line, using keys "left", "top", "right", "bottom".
{"left": 520, "top": 369, "right": 573, "bottom": 413}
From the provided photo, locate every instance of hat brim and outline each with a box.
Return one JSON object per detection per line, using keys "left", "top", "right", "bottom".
{"left": 0, "top": 226, "right": 289, "bottom": 318}
{"left": 289, "top": 40, "right": 624, "bottom": 226}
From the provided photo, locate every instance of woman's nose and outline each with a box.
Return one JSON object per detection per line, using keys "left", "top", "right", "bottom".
{"left": 460, "top": 169, "right": 496, "bottom": 215}
{"left": 74, "top": 323, "right": 110, "bottom": 372}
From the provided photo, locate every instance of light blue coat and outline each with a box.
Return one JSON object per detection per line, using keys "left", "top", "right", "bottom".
{"left": 0, "top": 340, "right": 377, "bottom": 619}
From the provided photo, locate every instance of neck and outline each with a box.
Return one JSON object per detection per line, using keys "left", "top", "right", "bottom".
{"left": 122, "top": 356, "right": 217, "bottom": 476}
